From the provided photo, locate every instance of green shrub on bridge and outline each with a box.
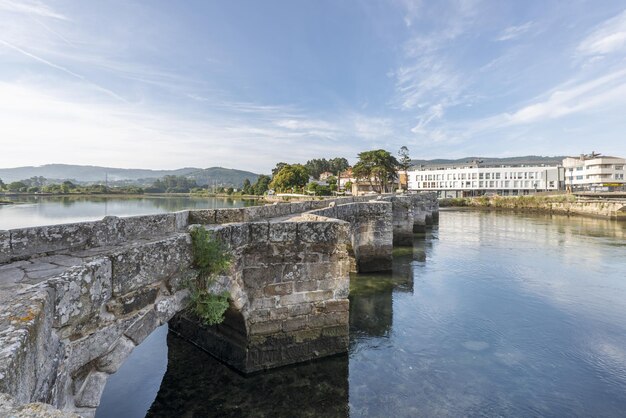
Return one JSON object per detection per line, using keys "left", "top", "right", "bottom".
{"left": 188, "top": 227, "right": 232, "bottom": 325}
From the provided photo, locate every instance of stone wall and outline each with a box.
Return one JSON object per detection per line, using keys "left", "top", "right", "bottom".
{"left": 442, "top": 195, "right": 625, "bottom": 220}
{"left": 171, "top": 219, "right": 351, "bottom": 373}
{"left": 307, "top": 202, "right": 394, "bottom": 272}
{"left": 0, "top": 230, "right": 194, "bottom": 417}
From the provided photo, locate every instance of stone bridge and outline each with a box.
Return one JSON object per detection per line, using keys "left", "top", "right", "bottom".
{"left": 0, "top": 193, "right": 437, "bottom": 417}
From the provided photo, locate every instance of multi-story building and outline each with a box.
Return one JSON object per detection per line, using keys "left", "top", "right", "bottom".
{"left": 563, "top": 153, "right": 625, "bottom": 192}
{"left": 407, "top": 161, "right": 564, "bottom": 198}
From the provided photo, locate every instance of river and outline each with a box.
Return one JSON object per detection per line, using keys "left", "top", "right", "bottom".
{"left": 0, "top": 195, "right": 257, "bottom": 230}
{"left": 4, "top": 198, "right": 626, "bottom": 416}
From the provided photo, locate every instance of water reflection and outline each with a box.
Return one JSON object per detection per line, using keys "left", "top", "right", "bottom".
{"left": 146, "top": 332, "right": 349, "bottom": 418}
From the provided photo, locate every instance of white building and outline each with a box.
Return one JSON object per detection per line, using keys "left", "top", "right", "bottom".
{"left": 407, "top": 162, "right": 563, "bottom": 198}
{"left": 563, "top": 153, "right": 625, "bottom": 192}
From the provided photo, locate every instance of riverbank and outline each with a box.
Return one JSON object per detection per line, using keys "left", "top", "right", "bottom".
{"left": 440, "top": 194, "right": 626, "bottom": 220}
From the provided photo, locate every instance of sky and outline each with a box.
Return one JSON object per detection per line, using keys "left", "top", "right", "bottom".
{"left": 0, "top": 0, "right": 625, "bottom": 173}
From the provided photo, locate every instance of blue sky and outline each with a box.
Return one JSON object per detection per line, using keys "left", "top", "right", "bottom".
{"left": 0, "top": 0, "right": 625, "bottom": 173}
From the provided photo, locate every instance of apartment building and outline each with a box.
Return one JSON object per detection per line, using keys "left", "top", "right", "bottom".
{"left": 407, "top": 162, "right": 563, "bottom": 198}
{"left": 563, "top": 154, "right": 625, "bottom": 192}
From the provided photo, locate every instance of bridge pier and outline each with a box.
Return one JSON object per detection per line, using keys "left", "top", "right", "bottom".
{"left": 170, "top": 220, "right": 351, "bottom": 373}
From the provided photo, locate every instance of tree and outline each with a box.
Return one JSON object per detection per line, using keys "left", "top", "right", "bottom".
{"left": 329, "top": 157, "right": 349, "bottom": 176}
{"left": 7, "top": 181, "right": 27, "bottom": 192}
{"left": 305, "top": 159, "right": 326, "bottom": 180}
{"left": 0, "top": 178, "right": 5, "bottom": 190}
{"left": 270, "top": 164, "right": 309, "bottom": 193}
{"left": 252, "top": 175, "right": 271, "bottom": 195}
{"left": 352, "top": 149, "right": 399, "bottom": 194}
{"left": 242, "top": 179, "right": 253, "bottom": 195}
{"left": 304, "top": 157, "right": 350, "bottom": 179}
{"left": 398, "top": 146, "right": 411, "bottom": 191}
{"left": 272, "top": 162, "right": 289, "bottom": 177}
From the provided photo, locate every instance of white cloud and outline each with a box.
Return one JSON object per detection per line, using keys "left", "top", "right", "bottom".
{"left": 495, "top": 22, "right": 534, "bottom": 41}
{"left": 506, "top": 68, "right": 626, "bottom": 124}
{"left": 0, "top": 81, "right": 373, "bottom": 172}
{"left": 0, "top": 0, "right": 67, "bottom": 20}
{"left": 577, "top": 10, "right": 626, "bottom": 56}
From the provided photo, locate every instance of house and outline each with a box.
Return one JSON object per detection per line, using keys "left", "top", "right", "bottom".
{"left": 563, "top": 153, "right": 625, "bottom": 192}
{"left": 407, "top": 161, "right": 563, "bottom": 197}
{"left": 319, "top": 172, "right": 334, "bottom": 181}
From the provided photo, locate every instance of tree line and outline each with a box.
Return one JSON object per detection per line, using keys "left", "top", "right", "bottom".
{"left": 1, "top": 146, "right": 412, "bottom": 197}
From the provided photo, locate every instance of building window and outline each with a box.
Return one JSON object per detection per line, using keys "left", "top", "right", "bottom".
{"left": 479, "top": 173, "right": 484, "bottom": 179}
{"left": 576, "top": 176, "right": 583, "bottom": 180}
{"left": 495, "top": 173, "right": 501, "bottom": 179}
{"left": 615, "top": 165, "right": 624, "bottom": 170}
{"left": 616, "top": 174, "right": 624, "bottom": 180}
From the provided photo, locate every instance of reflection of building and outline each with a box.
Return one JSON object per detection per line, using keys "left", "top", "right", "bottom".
{"left": 407, "top": 161, "right": 563, "bottom": 198}
{"left": 563, "top": 153, "right": 625, "bottom": 192}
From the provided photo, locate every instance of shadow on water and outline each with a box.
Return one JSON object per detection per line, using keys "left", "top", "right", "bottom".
{"left": 146, "top": 331, "right": 349, "bottom": 418}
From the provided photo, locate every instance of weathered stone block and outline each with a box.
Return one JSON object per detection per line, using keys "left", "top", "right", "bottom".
{"left": 247, "top": 309, "right": 270, "bottom": 324}
{"left": 50, "top": 258, "right": 112, "bottom": 333}
{"left": 119, "top": 214, "right": 177, "bottom": 240}
{"left": 242, "top": 265, "right": 283, "bottom": 289}
{"left": 288, "top": 201, "right": 309, "bottom": 214}
{"left": 96, "top": 336, "right": 135, "bottom": 374}
{"left": 264, "top": 282, "right": 293, "bottom": 296}
{"left": 269, "top": 223, "right": 297, "bottom": 242}
{"left": 0, "top": 290, "right": 59, "bottom": 405}
{"left": 0, "top": 230, "right": 10, "bottom": 263}
{"left": 298, "top": 222, "right": 335, "bottom": 243}
{"left": 315, "top": 300, "right": 349, "bottom": 313}
{"left": 106, "top": 285, "right": 159, "bottom": 317}
{"left": 249, "top": 320, "right": 282, "bottom": 335}
{"left": 229, "top": 223, "right": 249, "bottom": 248}
{"left": 303, "top": 290, "right": 334, "bottom": 303}
{"left": 110, "top": 234, "right": 192, "bottom": 296}
{"left": 268, "top": 306, "right": 289, "bottom": 321}
{"left": 215, "top": 208, "right": 245, "bottom": 224}
{"left": 67, "top": 318, "right": 134, "bottom": 375}
{"left": 175, "top": 210, "right": 189, "bottom": 230}
{"left": 277, "top": 292, "right": 308, "bottom": 306}
{"left": 288, "top": 303, "right": 313, "bottom": 316}
{"left": 248, "top": 222, "right": 269, "bottom": 243}
{"left": 188, "top": 209, "right": 216, "bottom": 225}
{"left": 74, "top": 371, "right": 108, "bottom": 408}
{"left": 154, "top": 289, "right": 190, "bottom": 324}
{"left": 10, "top": 222, "right": 95, "bottom": 259}
{"left": 124, "top": 309, "right": 159, "bottom": 345}
{"left": 282, "top": 317, "right": 308, "bottom": 332}
{"left": 294, "top": 280, "right": 318, "bottom": 292}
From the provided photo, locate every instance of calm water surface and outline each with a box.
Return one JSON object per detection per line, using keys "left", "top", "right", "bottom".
{"left": 60, "top": 208, "right": 626, "bottom": 416}
{"left": 0, "top": 195, "right": 256, "bottom": 229}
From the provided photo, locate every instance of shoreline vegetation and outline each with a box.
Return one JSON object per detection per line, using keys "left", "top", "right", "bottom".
{"left": 439, "top": 194, "right": 576, "bottom": 209}
{"left": 439, "top": 194, "right": 625, "bottom": 220}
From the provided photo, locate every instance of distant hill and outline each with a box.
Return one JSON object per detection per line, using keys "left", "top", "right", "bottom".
{"left": 0, "top": 164, "right": 259, "bottom": 187}
{"left": 410, "top": 155, "right": 566, "bottom": 167}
